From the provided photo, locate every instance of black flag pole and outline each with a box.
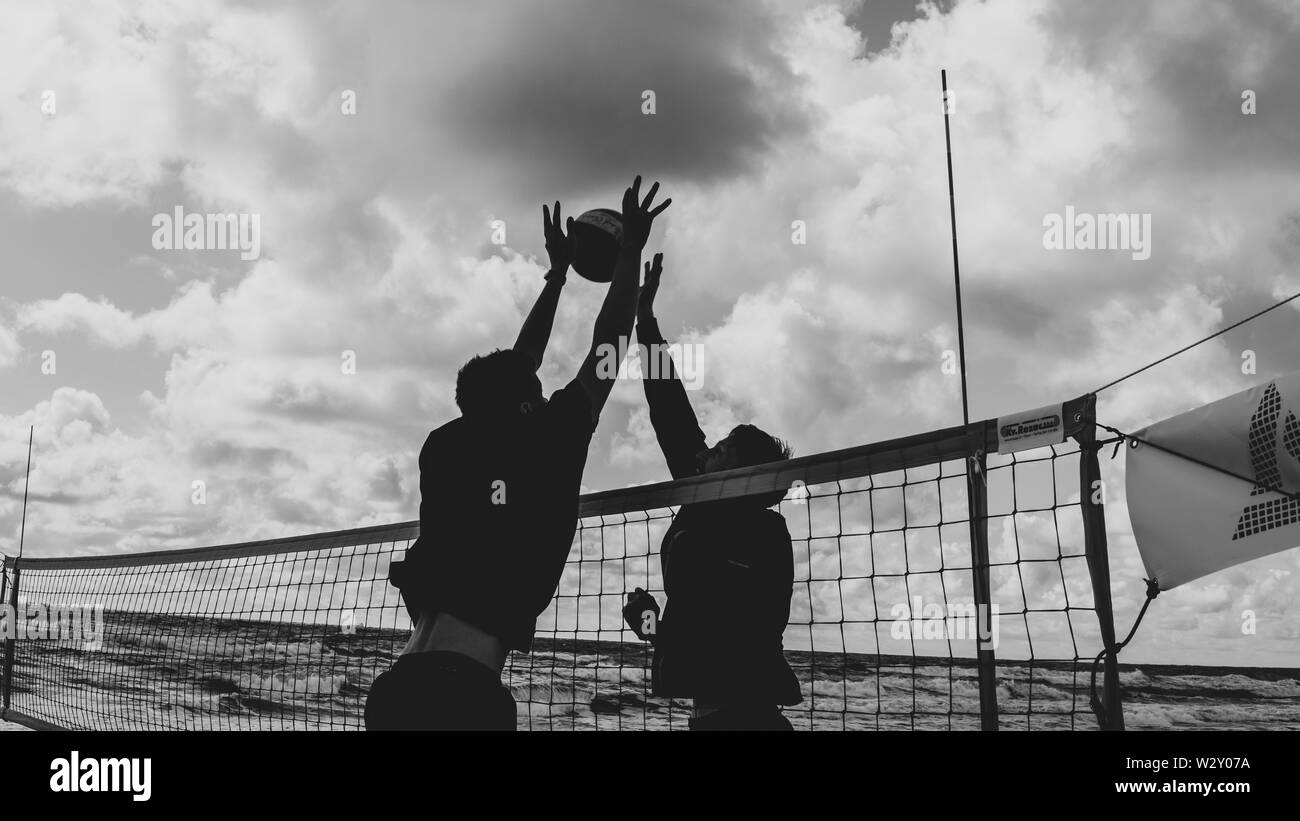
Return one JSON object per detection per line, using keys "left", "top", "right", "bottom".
{"left": 942, "top": 69, "right": 998, "bottom": 730}
{"left": 941, "top": 69, "right": 970, "bottom": 426}
{"left": 18, "top": 425, "right": 32, "bottom": 560}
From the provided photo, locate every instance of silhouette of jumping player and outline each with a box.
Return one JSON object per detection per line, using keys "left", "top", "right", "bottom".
{"left": 366, "top": 176, "right": 670, "bottom": 731}
{"left": 622, "top": 253, "right": 802, "bottom": 731}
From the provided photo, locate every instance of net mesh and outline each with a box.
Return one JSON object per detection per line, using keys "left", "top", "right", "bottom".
{"left": 0, "top": 417, "right": 1115, "bottom": 731}
{"left": 515, "top": 439, "right": 1102, "bottom": 730}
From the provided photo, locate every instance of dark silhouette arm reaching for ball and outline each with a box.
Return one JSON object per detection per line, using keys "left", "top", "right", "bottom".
{"left": 512, "top": 201, "right": 573, "bottom": 371}
{"left": 574, "top": 176, "right": 671, "bottom": 418}
{"left": 634, "top": 253, "right": 708, "bottom": 480}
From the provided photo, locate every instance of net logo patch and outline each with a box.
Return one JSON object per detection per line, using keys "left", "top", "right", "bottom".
{"left": 1000, "top": 415, "right": 1061, "bottom": 440}
{"left": 996, "top": 404, "right": 1065, "bottom": 454}
{"left": 1233, "top": 381, "right": 1300, "bottom": 540}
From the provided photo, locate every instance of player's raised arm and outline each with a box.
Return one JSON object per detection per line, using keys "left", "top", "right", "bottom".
{"left": 575, "top": 176, "right": 670, "bottom": 417}
{"left": 512, "top": 201, "right": 573, "bottom": 371}
{"left": 635, "top": 253, "right": 708, "bottom": 479}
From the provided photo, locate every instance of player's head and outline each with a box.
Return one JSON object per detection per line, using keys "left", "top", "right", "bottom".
{"left": 455, "top": 349, "right": 544, "bottom": 420}
{"left": 699, "top": 424, "right": 792, "bottom": 473}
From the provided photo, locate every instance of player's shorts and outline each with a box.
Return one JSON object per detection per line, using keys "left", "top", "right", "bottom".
{"left": 364, "top": 650, "right": 516, "bottom": 731}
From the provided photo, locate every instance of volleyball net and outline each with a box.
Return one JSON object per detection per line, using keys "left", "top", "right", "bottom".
{"left": 0, "top": 394, "right": 1123, "bottom": 731}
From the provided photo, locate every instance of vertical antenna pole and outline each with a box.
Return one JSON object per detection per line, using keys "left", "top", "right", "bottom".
{"left": 944, "top": 70, "right": 998, "bottom": 730}
{"left": 942, "top": 69, "right": 970, "bottom": 426}
{"left": 18, "top": 426, "right": 32, "bottom": 560}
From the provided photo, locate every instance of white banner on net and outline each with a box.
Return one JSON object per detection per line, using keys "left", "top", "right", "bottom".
{"left": 1127, "top": 369, "right": 1300, "bottom": 590}
{"left": 995, "top": 402, "right": 1065, "bottom": 454}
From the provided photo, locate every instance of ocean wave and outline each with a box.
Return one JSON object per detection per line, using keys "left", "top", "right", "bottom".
{"left": 248, "top": 640, "right": 327, "bottom": 658}
{"left": 112, "top": 633, "right": 242, "bottom": 658}
{"left": 1124, "top": 701, "right": 1295, "bottom": 730}
{"left": 1121, "top": 668, "right": 1152, "bottom": 686}
{"left": 237, "top": 672, "right": 349, "bottom": 696}
{"left": 509, "top": 683, "right": 578, "bottom": 705}
{"left": 1191, "top": 674, "right": 1300, "bottom": 698}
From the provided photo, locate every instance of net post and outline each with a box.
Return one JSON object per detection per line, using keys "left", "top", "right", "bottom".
{"left": 0, "top": 558, "right": 7, "bottom": 718}
{"left": 2, "top": 558, "right": 18, "bottom": 715}
{"left": 965, "top": 423, "right": 998, "bottom": 730}
{"left": 1070, "top": 394, "right": 1125, "bottom": 730}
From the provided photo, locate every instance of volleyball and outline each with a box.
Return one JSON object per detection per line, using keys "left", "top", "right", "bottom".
{"left": 571, "top": 208, "right": 623, "bottom": 282}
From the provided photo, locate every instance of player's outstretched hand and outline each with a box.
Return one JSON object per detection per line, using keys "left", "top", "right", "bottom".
{"left": 637, "top": 253, "right": 664, "bottom": 320}
{"left": 543, "top": 200, "right": 574, "bottom": 281}
{"left": 623, "top": 587, "right": 660, "bottom": 641}
{"left": 620, "top": 176, "right": 670, "bottom": 252}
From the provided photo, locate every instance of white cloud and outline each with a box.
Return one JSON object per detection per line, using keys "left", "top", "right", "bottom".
{"left": 17, "top": 293, "right": 144, "bottom": 349}
{"left": 0, "top": 321, "right": 19, "bottom": 368}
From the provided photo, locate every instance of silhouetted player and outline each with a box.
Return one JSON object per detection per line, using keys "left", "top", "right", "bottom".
{"left": 366, "top": 176, "right": 670, "bottom": 731}
{"left": 623, "top": 254, "right": 802, "bottom": 730}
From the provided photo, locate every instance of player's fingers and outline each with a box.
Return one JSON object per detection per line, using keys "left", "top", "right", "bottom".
{"left": 554, "top": 201, "right": 561, "bottom": 227}
{"left": 649, "top": 198, "right": 672, "bottom": 217}
{"left": 543, "top": 203, "right": 551, "bottom": 230}
{"left": 566, "top": 216, "right": 574, "bottom": 236}
{"left": 640, "top": 181, "right": 660, "bottom": 210}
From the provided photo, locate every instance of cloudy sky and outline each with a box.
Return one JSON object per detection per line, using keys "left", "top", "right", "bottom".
{"left": 1, "top": 0, "right": 1298, "bottom": 667}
